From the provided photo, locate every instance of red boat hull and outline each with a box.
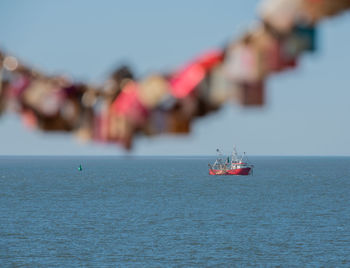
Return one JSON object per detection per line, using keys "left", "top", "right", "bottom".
{"left": 209, "top": 167, "right": 251, "bottom": 176}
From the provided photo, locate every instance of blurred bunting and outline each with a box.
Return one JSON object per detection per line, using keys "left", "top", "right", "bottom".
{"left": 0, "top": 0, "right": 349, "bottom": 150}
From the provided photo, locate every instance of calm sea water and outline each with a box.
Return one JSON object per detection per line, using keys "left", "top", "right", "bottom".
{"left": 0, "top": 156, "right": 349, "bottom": 267}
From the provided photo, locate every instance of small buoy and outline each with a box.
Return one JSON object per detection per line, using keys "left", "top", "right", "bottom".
{"left": 78, "top": 164, "right": 82, "bottom": 171}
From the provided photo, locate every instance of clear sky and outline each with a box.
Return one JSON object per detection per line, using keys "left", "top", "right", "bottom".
{"left": 0, "top": 0, "right": 349, "bottom": 156}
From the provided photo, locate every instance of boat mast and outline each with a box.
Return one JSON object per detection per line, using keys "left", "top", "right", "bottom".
{"left": 232, "top": 146, "right": 238, "bottom": 162}
{"left": 216, "top": 148, "right": 227, "bottom": 170}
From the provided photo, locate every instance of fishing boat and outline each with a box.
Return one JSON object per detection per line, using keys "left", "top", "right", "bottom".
{"left": 208, "top": 147, "right": 253, "bottom": 175}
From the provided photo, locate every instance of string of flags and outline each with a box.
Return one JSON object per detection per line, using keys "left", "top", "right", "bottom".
{"left": 0, "top": 0, "right": 349, "bottom": 150}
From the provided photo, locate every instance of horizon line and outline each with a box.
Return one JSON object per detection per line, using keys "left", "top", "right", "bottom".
{"left": 0, "top": 154, "right": 349, "bottom": 157}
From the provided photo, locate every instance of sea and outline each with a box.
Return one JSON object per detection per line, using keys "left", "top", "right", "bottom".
{"left": 0, "top": 156, "right": 349, "bottom": 267}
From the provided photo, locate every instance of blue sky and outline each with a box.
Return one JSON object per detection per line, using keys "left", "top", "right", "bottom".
{"left": 0, "top": 0, "right": 349, "bottom": 155}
